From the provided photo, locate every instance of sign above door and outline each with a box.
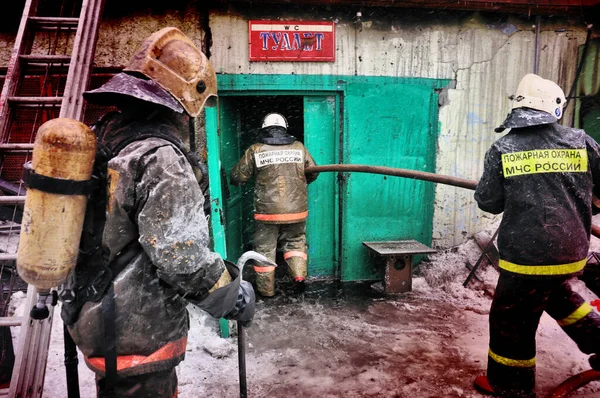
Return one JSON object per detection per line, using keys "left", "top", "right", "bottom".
{"left": 248, "top": 20, "right": 335, "bottom": 62}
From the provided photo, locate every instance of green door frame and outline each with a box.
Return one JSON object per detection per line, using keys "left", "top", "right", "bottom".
{"left": 207, "top": 88, "right": 341, "bottom": 276}
{"left": 206, "top": 106, "right": 227, "bottom": 257}
{"left": 207, "top": 74, "right": 450, "bottom": 281}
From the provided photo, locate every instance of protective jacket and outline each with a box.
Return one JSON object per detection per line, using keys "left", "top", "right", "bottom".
{"left": 64, "top": 112, "right": 228, "bottom": 378}
{"left": 230, "top": 129, "right": 318, "bottom": 224}
{"left": 475, "top": 122, "right": 600, "bottom": 276}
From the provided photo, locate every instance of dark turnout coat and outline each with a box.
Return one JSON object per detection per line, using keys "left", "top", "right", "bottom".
{"left": 230, "top": 139, "right": 318, "bottom": 224}
{"left": 65, "top": 115, "right": 228, "bottom": 377}
{"left": 475, "top": 122, "right": 600, "bottom": 276}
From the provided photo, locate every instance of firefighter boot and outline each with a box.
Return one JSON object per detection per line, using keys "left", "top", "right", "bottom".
{"left": 254, "top": 264, "right": 276, "bottom": 297}
{"left": 474, "top": 375, "right": 496, "bottom": 396}
{"left": 285, "top": 255, "right": 307, "bottom": 294}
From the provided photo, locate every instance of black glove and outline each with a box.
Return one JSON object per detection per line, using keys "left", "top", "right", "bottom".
{"left": 593, "top": 195, "right": 600, "bottom": 215}
{"left": 224, "top": 281, "right": 255, "bottom": 328}
{"left": 590, "top": 354, "right": 600, "bottom": 370}
{"left": 191, "top": 260, "right": 255, "bottom": 327}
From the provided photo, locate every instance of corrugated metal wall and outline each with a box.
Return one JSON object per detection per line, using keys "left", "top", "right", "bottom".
{"left": 208, "top": 10, "right": 588, "bottom": 248}
{"left": 434, "top": 26, "right": 584, "bottom": 247}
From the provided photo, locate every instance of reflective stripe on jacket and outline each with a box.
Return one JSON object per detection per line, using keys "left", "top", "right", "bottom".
{"left": 85, "top": 337, "right": 187, "bottom": 377}
{"left": 475, "top": 122, "right": 600, "bottom": 275}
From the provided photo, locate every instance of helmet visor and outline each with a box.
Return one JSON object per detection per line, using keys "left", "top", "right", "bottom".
{"left": 83, "top": 73, "right": 185, "bottom": 114}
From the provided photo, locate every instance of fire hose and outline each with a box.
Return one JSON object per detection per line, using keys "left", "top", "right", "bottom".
{"left": 305, "top": 164, "right": 600, "bottom": 396}
{"left": 305, "top": 164, "right": 600, "bottom": 238}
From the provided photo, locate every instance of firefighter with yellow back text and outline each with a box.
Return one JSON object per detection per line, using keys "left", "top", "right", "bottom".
{"left": 55, "top": 27, "right": 258, "bottom": 397}
{"left": 230, "top": 113, "right": 319, "bottom": 296}
{"left": 474, "top": 74, "right": 600, "bottom": 397}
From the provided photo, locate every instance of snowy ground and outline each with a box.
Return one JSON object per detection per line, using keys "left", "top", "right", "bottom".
{"left": 5, "top": 220, "right": 600, "bottom": 397}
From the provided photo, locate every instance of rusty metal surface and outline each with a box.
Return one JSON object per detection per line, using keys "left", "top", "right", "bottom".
{"left": 219, "top": 0, "right": 600, "bottom": 15}
{"left": 384, "top": 256, "right": 412, "bottom": 294}
{"left": 363, "top": 240, "right": 437, "bottom": 256}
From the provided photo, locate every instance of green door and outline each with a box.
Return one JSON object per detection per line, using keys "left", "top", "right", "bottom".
{"left": 341, "top": 81, "right": 438, "bottom": 281}
{"left": 208, "top": 97, "right": 246, "bottom": 262}
{"left": 209, "top": 77, "right": 440, "bottom": 282}
{"left": 206, "top": 106, "right": 226, "bottom": 257}
{"left": 304, "top": 95, "right": 339, "bottom": 278}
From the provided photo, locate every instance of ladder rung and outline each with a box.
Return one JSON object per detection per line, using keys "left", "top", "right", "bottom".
{"left": 0, "top": 316, "right": 24, "bottom": 327}
{"left": 19, "top": 55, "right": 71, "bottom": 64}
{"left": 0, "top": 253, "right": 18, "bottom": 261}
{"left": 0, "top": 226, "right": 21, "bottom": 233}
{"left": 0, "top": 143, "right": 34, "bottom": 151}
{"left": 0, "top": 197, "right": 25, "bottom": 205}
{"left": 28, "top": 16, "right": 79, "bottom": 28}
{"left": 8, "top": 97, "right": 62, "bottom": 105}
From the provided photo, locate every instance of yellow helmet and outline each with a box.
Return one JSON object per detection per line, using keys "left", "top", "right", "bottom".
{"left": 124, "top": 27, "right": 217, "bottom": 117}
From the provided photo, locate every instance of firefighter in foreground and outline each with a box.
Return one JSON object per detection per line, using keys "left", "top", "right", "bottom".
{"left": 474, "top": 73, "right": 600, "bottom": 397}
{"left": 59, "top": 27, "right": 256, "bottom": 397}
{"left": 230, "top": 113, "right": 319, "bottom": 296}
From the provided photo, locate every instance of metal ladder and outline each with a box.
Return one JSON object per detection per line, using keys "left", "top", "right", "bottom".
{"left": 0, "top": 0, "right": 104, "bottom": 396}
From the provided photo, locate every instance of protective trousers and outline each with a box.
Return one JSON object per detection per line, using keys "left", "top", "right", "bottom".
{"left": 487, "top": 272, "right": 600, "bottom": 397}
{"left": 96, "top": 367, "right": 178, "bottom": 397}
{"left": 0, "top": 326, "right": 14, "bottom": 387}
{"left": 253, "top": 221, "right": 307, "bottom": 296}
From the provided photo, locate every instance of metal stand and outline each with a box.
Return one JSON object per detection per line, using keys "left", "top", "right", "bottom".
{"left": 463, "top": 228, "right": 499, "bottom": 287}
{"left": 363, "top": 240, "right": 436, "bottom": 293}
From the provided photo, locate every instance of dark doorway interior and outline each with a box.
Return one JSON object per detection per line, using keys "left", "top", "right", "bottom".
{"left": 234, "top": 95, "right": 304, "bottom": 147}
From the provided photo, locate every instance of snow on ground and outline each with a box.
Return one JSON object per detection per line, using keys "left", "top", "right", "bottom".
{"left": 5, "top": 220, "right": 600, "bottom": 397}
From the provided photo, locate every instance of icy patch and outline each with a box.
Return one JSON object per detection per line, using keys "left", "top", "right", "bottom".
{"left": 420, "top": 250, "right": 468, "bottom": 288}
{"left": 8, "top": 290, "right": 26, "bottom": 317}
{"left": 203, "top": 338, "right": 235, "bottom": 358}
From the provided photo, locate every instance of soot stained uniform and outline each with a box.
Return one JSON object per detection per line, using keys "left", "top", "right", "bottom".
{"left": 475, "top": 122, "right": 600, "bottom": 397}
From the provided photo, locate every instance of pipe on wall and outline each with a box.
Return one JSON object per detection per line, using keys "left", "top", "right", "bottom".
{"left": 534, "top": 15, "right": 541, "bottom": 74}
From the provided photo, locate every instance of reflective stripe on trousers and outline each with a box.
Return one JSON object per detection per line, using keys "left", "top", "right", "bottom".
{"left": 487, "top": 272, "right": 600, "bottom": 397}
{"left": 254, "top": 211, "right": 308, "bottom": 223}
{"left": 253, "top": 221, "right": 307, "bottom": 261}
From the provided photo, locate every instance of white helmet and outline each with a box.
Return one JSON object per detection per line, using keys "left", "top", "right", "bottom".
{"left": 511, "top": 74, "right": 566, "bottom": 119}
{"left": 495, "top": 74, "right": 567, "bottom": 133}
{"left": 262, "top": 113, "right": 288, "bottom": 129}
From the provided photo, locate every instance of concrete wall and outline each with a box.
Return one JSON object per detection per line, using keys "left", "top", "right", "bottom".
{"left": 0, "top": 2, "right": 203, "bottom": 67}
{"left": 94, "top": 3, "right": 203, "bottom": 67}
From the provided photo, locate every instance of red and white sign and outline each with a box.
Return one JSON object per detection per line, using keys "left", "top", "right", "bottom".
{"left": 248, "top": 20, "right": 335, "bottom": 62}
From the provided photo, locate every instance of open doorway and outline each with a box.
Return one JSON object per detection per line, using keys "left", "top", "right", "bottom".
{"left": 215, "top": 93, "right": 340, "bottom": 280}
{"left": 219, "top": 95, "right": 306, "bottom": 263}
{"left": 235, "top": 95, "right": 304, "bottom": 146}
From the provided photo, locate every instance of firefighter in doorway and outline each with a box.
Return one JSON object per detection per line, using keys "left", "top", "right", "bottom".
{"left": 230, "top": 113, "right": 319, "bottom": 296}
{"left": 60, "top": 27, "right": 255, "bottom": 397}
{"left": 474, "top": 73, "right": 600, "bottom": 397}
